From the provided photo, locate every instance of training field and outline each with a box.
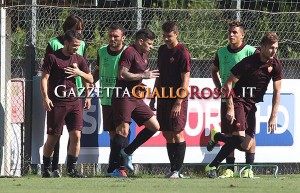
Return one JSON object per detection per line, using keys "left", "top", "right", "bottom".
{"left": 2, "top": 175, "right": 300, "bottom": 193}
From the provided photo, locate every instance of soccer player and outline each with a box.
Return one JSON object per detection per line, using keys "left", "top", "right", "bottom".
{"left": 150, "top": 21, "right": 191, "bottom": 178}
{"left": 44, "top": 14, "right": 88, "bottom": 177}
{"left": 92, "top": 23, "right": 128, "bottom": 177}
{"left": 41, "top": 30, "right": 93, "bottom": 178}
{"left": 208, "top": 20, "right": 257, "bottom": 178}
{"left": 205, "top": 32, "right": 282, "bottom": 178}
{"left": 109, "top": 29, "right": 160, "bottom": 177}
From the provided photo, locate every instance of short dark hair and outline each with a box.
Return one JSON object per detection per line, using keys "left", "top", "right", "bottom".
{"left": 162, "top": 21, "right": 178, "bottom": 33}
{"left": 109, "top": 23, "right": 126, "bottom": 36}
{"left": 260, "top": 32, "right": 279, "bottom": 46}
{"left": 135, "top": 28, "right": 156, "bottom": 41}
{"left": 64, "top": 30, "right": 82, "bottom": 42}
{"left": 63, "top": 14, "right": 84, "bottom": 33}
{"left": 228, "top": 20, "right": 244, "bottom": 32}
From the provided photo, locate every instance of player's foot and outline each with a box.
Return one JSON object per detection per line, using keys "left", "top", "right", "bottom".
{"left": 42, "top": 168, "right": 51, "bottom": 178}
{"left": 165, "top": 171, "right": 179, "bottom": 178}
{"left": 218, "top": 169, "right": 234, "bottom": 178}
{"left": 52, "top": 169, "right": 61, "bottom": 178}
{"left": 67, "top": 169, "right": 87, "bottom": 178}
{"left": 109, "top": 169, "right": 128, "bottom": 178}
{"left": 205, "top": 164, "right": 217, "bottom": 178}
{"left": 120, "top": 149, "right": 134, "bottom": 172}
{"left": 206, "top": 128, "right": 219, "bottom": 152}
{"left": 242, "top": 169, "right": 254, "bottom": 178}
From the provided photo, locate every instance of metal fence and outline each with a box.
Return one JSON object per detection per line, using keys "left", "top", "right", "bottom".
{"left": 1, "top": 5, "right": 300, "bottom": 176}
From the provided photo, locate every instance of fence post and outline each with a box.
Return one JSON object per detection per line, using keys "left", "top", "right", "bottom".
{"left": 131, "top": 0, "right": 142, "bottom": 30}
{"left": 236, "top": 0, "right": 241, "bottom": 21}
{"left": 23, "top": 0, "right": 37, "bottom": 175}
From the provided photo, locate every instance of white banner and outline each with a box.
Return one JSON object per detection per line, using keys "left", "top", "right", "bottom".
{"left": 31, "top": 77, "right": 299, "bottom": 164}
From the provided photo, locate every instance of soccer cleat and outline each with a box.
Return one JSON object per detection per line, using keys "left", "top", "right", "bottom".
{"left": 242, "top": 169, "right": 254, "bottom": 178}
{"left": 120, "top": 149, "right": 134, "bottom": 172}
{"left": 206, "top": 128, "right": 219, "bottom": 152}
{"left": 218, "top": 169, "right": 234, "bottom": 178}
{"left": 205, "top": 164, "right": 217, "bottom": 178}
{"left": 42, "top": 169, "right": 51, "bottom": 178}
{"left": 52, "top": 169, "right": 61, "bottom": 178}
{"left": 67, "top": 169, "right": 87, "bottom": 178}
{"left": 109, "top": 169, "right": 128, "bottom": 178}
{"left": 165, "top": 171, "right": 179, "bottom": 178}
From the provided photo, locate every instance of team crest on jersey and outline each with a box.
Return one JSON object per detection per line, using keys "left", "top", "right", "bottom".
{"left": 169, "top": 57, "right": 174, "bottom": 63}
{"left": 268, "top": 66, "right": 273, "bottom": 73}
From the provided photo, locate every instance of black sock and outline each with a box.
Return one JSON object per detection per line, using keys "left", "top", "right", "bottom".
{"left": 43, "top": 156, "right": 51, "bottom": 170}
{"left": 67, "top": 155, "right": 78, "bottom": 172}
{"left": 51, "top": 157, "right": 59, "bottom": 171}
{"left": 174, "top": 141, "right": 186, "bottom": 171}
{"left": 226, "top": 156, "right": 235, "bottom": 171}
{"left": 124, "top": 128, "right": 156, "bottom": 155}
{"left": 246, "top": 152, "right": 255, "bottom": 164}
{"left": 119, "top": 134, "right": 130, "bottom": 170}
{"left": 108, "top": 134, "right": 127, "bottom": 172}
{"left": 210, "top": 136, "right": 244, "bottom": 168}
{"left": 167, "top": 143, "right": 176, "bottom": 172}
{"left": 214, "top": 133, "right": 230, "bottom": 143}
{"left": 107, "top": 140, "right": 115, "bottom": 173}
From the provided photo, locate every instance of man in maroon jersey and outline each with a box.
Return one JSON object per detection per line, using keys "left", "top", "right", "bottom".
{"left": 150, "top": 21, "right": 191, "bottom": 178}
{"left": 205, "top": 32, "right": 283, "bottom": 178}
{"left": 41, "top": 30, "right": 93, "bottom": 178}
{"left": 109, "top": 29, "right": 160, "bottom": 176}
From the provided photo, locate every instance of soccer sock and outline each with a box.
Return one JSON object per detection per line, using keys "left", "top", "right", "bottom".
{"left": 226, "top": 156, "right": 235, "bottom": 171}
{"left": 119, "top": 133, "right": 130, "bottom": 170}
{"left": 43, "top": 156, "right": 51, "bottom": 170}
{"left": 109, "top": 134, "right": 127, "bottom": 172}
{"left": 167, "top": 143, "right": 176, "bottom": 172}
{"left": 124, "top": 128, "right": 156, "bottom": 155}
{"left": 52, "top": 140, "right": 60, "bottom": 171}
{"left": 210, "top": 136, "right": 244, "bottom": 168}
{"left": 67, "top": 155, "right": 78, "bottom": 172}
{"left": 214, "top": 133, "right": 230, "bottom": 143}
{"left": 107, "top": 140, "right": 115, "bottom": 173}
{"left": 246, "top": 152, "right": 255, "bottom": 164}
{"left": 174, "top": 141, "right": 186, "bottom": 172}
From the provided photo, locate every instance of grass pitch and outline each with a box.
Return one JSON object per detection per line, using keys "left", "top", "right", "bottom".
{"left": 1, "top": 175, "right": 299, "bottom": 193}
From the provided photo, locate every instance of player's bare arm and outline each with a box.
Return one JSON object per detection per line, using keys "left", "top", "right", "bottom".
{"left": 171, "top": 72, "right": 190, "bottom": 118}
{"left": 83, "top": 80, "right": 92, "bottom": 110}
{"left": 211, "top": 64, "right": 222, "bottom": 89}
{"left": 92, "top": 66, "right": 100, "bottom": 84}
{"left": 118, "top": 66, "right": 159, "bottom": 81}
{"left": 149, "top": 77, "right": 161, "bottom": 111}
{"left": 268, "top": 79, "right": 281, "bottom": 133}
{"left": 40, "top": 72, "right": 54, "bottom": 111}
{"left": 224, "top": 73, "right": 239, "bottom": 124}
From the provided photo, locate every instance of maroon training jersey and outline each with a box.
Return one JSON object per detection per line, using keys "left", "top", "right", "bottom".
{"left": 231, "top": 53, "right": 283, "bottom": 103}
{"left": 157, "top": 42, "right": 191, "bottom": 98}
{"left": 42, "top": 49, "right": 90, "bottom": 106}
{"left": 115, "top": 45, "right": 149, "bottom": 94}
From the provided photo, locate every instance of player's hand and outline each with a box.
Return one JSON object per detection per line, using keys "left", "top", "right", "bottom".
{"left": 268, "top": 116, "right": 277, "bottom": 133}
{"left": 43, "top": 97, "right": 54, "bottom": 111}
{"left": 170, "top": 102, "right": 181, "bottom": 118}
{"left": 84, "top": 98, "right": 91, "bottom": 110}
{"left": 142, "top": 69, "right": 160, "bottom": 79}
{"left": 226, "top": 107, "right": 235, "bottom": 125}
{"left": 64, "top": 65, "right": 82, "bottom": 79}
{"left": 149, "top": 98, "right": 156, "bottom": 111}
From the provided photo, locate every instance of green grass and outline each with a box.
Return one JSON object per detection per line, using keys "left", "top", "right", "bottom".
{"left": 1, "top": 175, "right": 299, "bottom": 193}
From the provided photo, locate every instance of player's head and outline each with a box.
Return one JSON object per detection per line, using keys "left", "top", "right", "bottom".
{"left": 63, "top": 30, "right": 82, "bottom": 55}
{"left": 260, "top": 32, "right": 279, "bottom": 61}
{"left": 63, "top": 14, "right": 84, "bottom": 34}
{"left": 227, "top": 20, "right": 245, "bottom": 48}
{"left": 162, "top": 21, "right": 179, "bottom": 47}
{"left": 108, "top": 23, "right": 126, "bottom": 50}
{"left": 135, "top": 28, "right": 156, "bottom": 53}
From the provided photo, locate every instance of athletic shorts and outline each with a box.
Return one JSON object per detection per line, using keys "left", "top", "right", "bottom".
{"left": 229, "top": 98, "right": 256, "bottom": 138}
{"left": 112, "top": 96, "right": 154, "bottom": 126}
{"left": 102, "top": 105, "right": 115, "bottom": 131}
{"left": 47, "top": 103, "right": 83, "bottom": 136}
{"left": 157, "top": 99, "right": 188, "bottom": 132}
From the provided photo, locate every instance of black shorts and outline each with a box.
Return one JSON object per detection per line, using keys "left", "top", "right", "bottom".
{"left": 157, "top": 99, "right": 188, "bottom": 132}
{"left": 102, "top": 105, "right": 115, "bottom": 131}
